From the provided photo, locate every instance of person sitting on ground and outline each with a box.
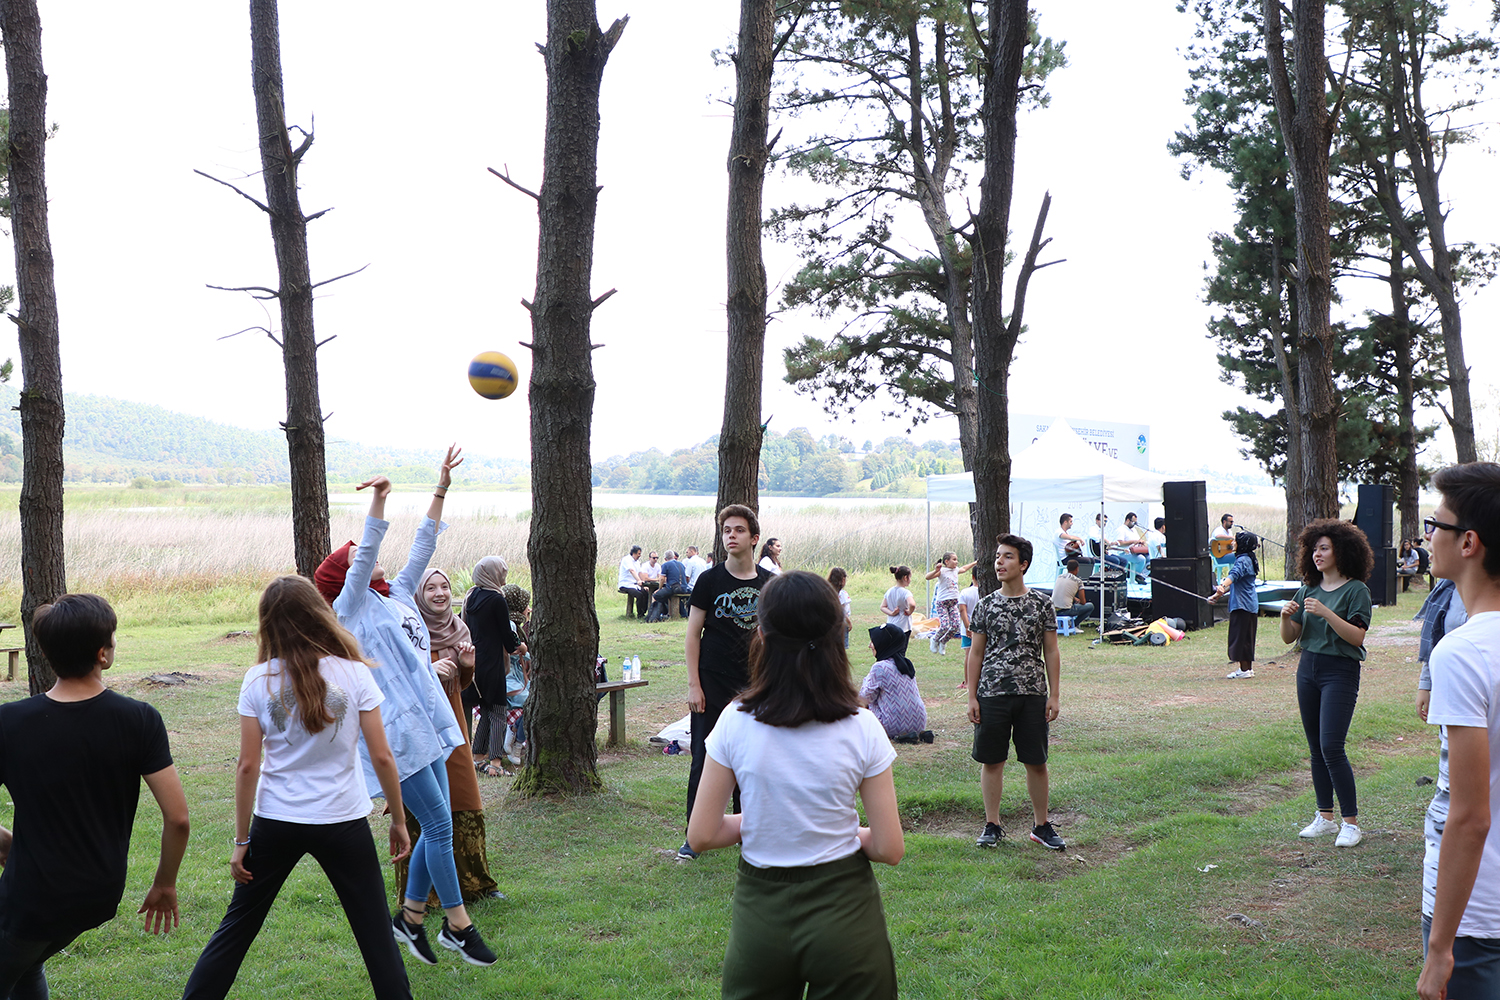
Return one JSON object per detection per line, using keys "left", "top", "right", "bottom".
{"left": 758, "top": 537, "right": 784, "bottom": 576}
{"left": 648, "top": 550, "right": 690, "bottom": 622}
{"left": 860, "top": 625, "right": 930, "bottom": 743}
{"left": 1051, "top": 559, "right": 1096, "bottom": 625}
{"left": 0, "top": 594, "right": 190, "bottom": 999}
{"left": 617, "top": 545, "right": 649, "bottom": 619}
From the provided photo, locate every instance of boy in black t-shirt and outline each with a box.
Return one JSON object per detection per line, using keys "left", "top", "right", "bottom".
{"left": 0, "top": 594, "right": 190, "bottom": 995}
{"left": 678, "top": 505, "right": 772, "bottom": 860}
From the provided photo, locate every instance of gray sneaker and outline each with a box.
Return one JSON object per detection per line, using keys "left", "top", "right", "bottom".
{"left": 975, "top": 822, "right": 1004, "bottom": 848}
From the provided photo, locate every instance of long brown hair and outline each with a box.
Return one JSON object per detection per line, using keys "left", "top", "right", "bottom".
{"left": 257, "top": 575, "right": 372, "bottom": 735}
{"left": 738, "top": 571, "right": 861, "bottom": 728}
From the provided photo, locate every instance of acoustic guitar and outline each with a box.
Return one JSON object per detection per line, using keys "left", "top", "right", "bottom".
{"left": 1211, "top": 537, "right": 1236, "bottom": 560}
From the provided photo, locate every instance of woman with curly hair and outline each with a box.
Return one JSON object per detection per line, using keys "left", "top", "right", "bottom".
{"left": 1280, "top": 518, "right": 1374, "bottom": 849}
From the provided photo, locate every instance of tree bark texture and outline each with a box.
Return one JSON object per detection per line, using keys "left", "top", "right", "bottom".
{"left": 250, "top": 0, "right": 331, "bottom": 579}
{"left": 2, "top": 0, "right": 66, "bottom": 694}
{"left": 1263, "top": 0, "right": 1339, "bottom": 525}
{"left": 514, "top": 0, "right": 626, "bottom": 797}
{"left": 714, "top": 0, "right": 776, "bottom": 558}
{"left": 1267, "top": 242, "right": 1305, "bottom": 577}
{"left": 1389, "top": 244, "right": 1420, "bottom": 543}
{"left": 967, "top": 0, "right": 1030, "bottom": 594}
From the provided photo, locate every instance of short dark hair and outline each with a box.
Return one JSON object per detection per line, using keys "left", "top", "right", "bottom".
{"left": 1059, "top": 512, "right": 1073, "bottom": 526}
{"left": 718, "top": 503, "right": 760, "bottom": 539}
{"left": 1066, "top": 559, "right": 1079, "bottom": 573}
{"left": 738, "top": 572, "right": 861, "bottom": 727}
{"left": 1221, "top": 513, "right": 1234, "bottom": 525}
{"left": 32, "top": 594, "right": 118, "bottom": 679}
{"left": 1433, "top": 462, "right": 1500, "bottom": 577}
{"left": 827, "top": 566, "right": 847, "bottom": 589}
{"left": 629, "top": 544, "right": 642, "bottom": 557}
{"left": 1154, "top": 517, "right": 1166, "bottom": 530}
{"left": 1296, "top": 518, "right": 1374, "bottom": 586}
{"left": 995, "top": 532, "right": 1033, "bottom": 572}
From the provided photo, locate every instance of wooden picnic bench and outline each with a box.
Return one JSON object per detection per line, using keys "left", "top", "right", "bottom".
{"left": 0, "top": 622, "right": 18, "bottom": 682}
{"left": 596, "top": 678, "right": 649, "bottom": 747}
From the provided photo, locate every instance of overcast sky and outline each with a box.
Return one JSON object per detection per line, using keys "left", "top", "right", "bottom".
{"left": 7, "top": 0, "right": 1497, "bottom": 477}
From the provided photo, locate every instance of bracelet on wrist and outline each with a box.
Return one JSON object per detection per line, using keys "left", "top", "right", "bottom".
{"left": 233, "top": 837, "right": 250, "bottom": 846}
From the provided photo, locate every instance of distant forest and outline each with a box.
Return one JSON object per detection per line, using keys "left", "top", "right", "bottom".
{"left": 0, "top": 387, "right": 526, "bottom": 485}
{"left": 592, "top": 428, "right": 964, "bottom": 497}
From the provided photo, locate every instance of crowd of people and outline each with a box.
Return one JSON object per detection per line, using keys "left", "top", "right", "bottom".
{"left": 0, "top": 459, "right": 1497, "bottom": 999}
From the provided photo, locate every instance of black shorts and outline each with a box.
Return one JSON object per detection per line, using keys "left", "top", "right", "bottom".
{"left": 971, "top": 694, "right": 1048, "bottom": 765}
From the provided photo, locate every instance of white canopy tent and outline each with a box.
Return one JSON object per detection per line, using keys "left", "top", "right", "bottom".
{"left": 925, "top": 419, "right": 1170, "bottom": 639}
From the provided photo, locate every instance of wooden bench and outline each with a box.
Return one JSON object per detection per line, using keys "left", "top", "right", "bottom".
{"left": 2, "top": 648, "right": 20, "bottom": 682}
{"left": 596, "top": 678, "right": 649, "bottom": 747}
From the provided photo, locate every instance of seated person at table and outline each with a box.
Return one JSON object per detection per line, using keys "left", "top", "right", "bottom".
{"left": 1051, "top": 560, "right": 1096, "bottom": 624}
{"left": 860, "top": 625, "right": 929, "bottom": 742}
{"left": 1398, "top": 539, "right": 1421, "bottom": 592}
{"left": 1054, "top": 513, "right": 1084, "bottom": 567}
{"left": 1088, "top": 513, "right": 1129, "bottom": 570}
{"left": 1117, "top": 512, "right": 1149, "bottom": 584}
{"left": 648, "top": 551, "right": 690, "bottom": 622}
{"left": 617, "top": 545, "right": 649, "bottom": 618}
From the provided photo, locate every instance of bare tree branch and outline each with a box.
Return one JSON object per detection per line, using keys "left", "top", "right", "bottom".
{"left": 206, "top": 282, "right": 280, "bottom": 300}
{"left": 310, "top": 263, "right": 370, "bottom": 290}
{"left": 488, "top": 164, "right": 540, "bottom": 201}
{"left": 194, "top": 168, "right": 273, "bottom": 215}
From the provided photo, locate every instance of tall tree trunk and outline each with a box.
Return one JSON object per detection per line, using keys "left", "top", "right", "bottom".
{"left": 1264, "top": 0, "right": 1339, "bottom": 523}
{"left": 1390, "top": 244, "right": 1420, "bottom": 543}
{"left": 715, "top": 0, "right": 776, "bottom": 558}
{"left": 2, "top": 0, "right": 66, "bottom": 695}
{"left": 968, "top": 0, "right": 1031, "bottom": 594}
{"left": 1267, "top": 240, "right": 1304, "bottom": 577}
{"left": 514, "top": 0, "right": 626, "bottom": 796}
{"left": 249, "top": 0, "right": 330, "bottom": 578}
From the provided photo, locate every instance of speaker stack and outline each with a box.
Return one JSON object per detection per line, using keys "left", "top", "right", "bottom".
{"left": 1151, "top": 558, "right": 1215, "bottom": 631}
{"left": 1355, "top": 483, "right": 1398, "bottom": 606}
{"left": 1163, "top": 481, "right": 1210, "bottom": 558}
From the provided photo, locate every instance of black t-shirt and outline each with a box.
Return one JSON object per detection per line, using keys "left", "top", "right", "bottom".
{"left": 0, "top": 689, "right": 173, "bottom": 940}
{"left": 690, "top": 563, "right": 772, "bottom": 682}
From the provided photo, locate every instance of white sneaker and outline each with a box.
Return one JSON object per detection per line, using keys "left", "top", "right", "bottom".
{"left": 1298, "top": 813, "right": 1340, "bottom": 838}
{"left": 937, "top": 642, "right": 947, "bottom": 655}
{"left": 929, "top": 636, "right": 938, "bottom": 653}
{"left": 1226, "top": 668, "right": 1255, "bottom": 679}
{"left": 1335, "top": 822, "right": 1363, "bottom": 848}
{"left": 503, "top": 728, "right": 517, "bottom": 756}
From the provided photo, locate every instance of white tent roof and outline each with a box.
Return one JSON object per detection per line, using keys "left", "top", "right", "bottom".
{"left": 925, "top": 419, "right": 1168, "bottom": 504}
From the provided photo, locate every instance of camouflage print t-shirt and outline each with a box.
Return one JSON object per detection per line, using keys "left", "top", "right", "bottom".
{"left": 969, "top": 589, "right": 1056, "bottom": 697}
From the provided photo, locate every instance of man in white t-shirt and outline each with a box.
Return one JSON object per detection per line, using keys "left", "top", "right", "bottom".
{"left": 1116, "top": 512, "right": 1148, "bottom": 583}
{"left": 1212, "top": 513, "right": 1235, "bottom": 540}
{"left": 682, "top": 545, "right": 709, "bottom": 588}
{"left": 618, "top": 545, "right": 649, "bottom": 618}
{"left": 1418, "top": 462, "right": 1500, "bottom": 1000}
{"left": 1053, "top": 513, "right": 1084, "bottom": 568}
{"left": 1145, "top": 518, "right": 1168, "bottom": 562}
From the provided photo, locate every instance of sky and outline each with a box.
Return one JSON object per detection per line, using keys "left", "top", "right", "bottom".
{"left": 6, "top": 0, "right": 1498, "bottom": 477}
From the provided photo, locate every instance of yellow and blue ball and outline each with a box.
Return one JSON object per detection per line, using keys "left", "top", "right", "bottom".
{"left": 467, "top": 351, "right": 520, "bottom": 400}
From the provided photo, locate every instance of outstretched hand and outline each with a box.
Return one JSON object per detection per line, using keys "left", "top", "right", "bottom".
{"left": 357, "top": 475, "right": 393, "bottom": 499}
{"left": 437, "top": 444, "right": 464, "bottom": 490}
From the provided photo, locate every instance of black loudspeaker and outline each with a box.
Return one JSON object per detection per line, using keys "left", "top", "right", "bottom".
{"left": 1163, "top": 481, "right": 1209, "bottom": 558}
{"left": 1354, "top": 484, "right": 1396, "bottom": 549}
{"left": 1150, "top": 557, "right": 1215, "bottom": 630}
{"left": 1369, "top": 547, "right": 1399, "bottom": 607}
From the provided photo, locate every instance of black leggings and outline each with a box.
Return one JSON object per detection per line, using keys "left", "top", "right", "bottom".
{"left": 1296, "top": 652, "right": 1361, "bottom": 819}
{"left": 686, "top": 669, "right": 745, "bottom": 829}
{"left": 182, "top": 815, "right": 412, "bottom": 1000}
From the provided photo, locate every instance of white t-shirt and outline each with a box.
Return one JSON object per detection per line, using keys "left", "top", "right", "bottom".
{"left": 1212, "top": 525, "right": 1234, "bottom": 540}
{"left": 838, "top": 589, "right": 852, "bottom": 623}
{"left": 642, "top": 559, "right": 663, "bottom": 582}
{"left": 238, "top": 656, "right": 384, "bottom": 825}
{"left": 934, "top": 566, "right": 960, "bottom": 602}
{"left": 706, "top": 702, "right": 896, "bottom": 868}
{"left": 618, "top": 555, "right": 641, "bottom": 589}
{"left": 884, "top": 585, "right": 914, "bottom": 631}
{"left": 958, "top": 585, "right": 981, "bottom": 636}
{"left": 1426, "top": 611, "right": 1500, "bottom": 937}
{"left": 1145, "top": 529, "right": 1167, "bottom": 559}
{"left": 684, "top": 555, "right": 709, "bottom": 587}
{"left": 1053, "top": 530, "right": 1075, "bottom": 564}
{"left": 758, "top": 556, "right": 782, "bottom": 576}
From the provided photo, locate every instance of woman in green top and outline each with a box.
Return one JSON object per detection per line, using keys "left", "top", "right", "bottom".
{"left": 1279, "top": 519, "right": 1375, "bottom": 849}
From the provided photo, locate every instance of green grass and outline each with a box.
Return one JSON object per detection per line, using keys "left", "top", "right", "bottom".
{"left": 0, "top": 574, "right": 1442, "bottom": 998}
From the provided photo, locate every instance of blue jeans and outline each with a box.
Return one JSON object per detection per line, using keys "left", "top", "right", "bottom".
{"left": 1423, "top": 914, "right": 1500, "bottom": 997}
{"left": 0, "top": 926, "right": 75, "bottom": 1000}
{"left": 401, "top": 759, "right": 461, "bottom": 909}
{"left": 1296, "top": 652, "right": 1361, "bottom": 818}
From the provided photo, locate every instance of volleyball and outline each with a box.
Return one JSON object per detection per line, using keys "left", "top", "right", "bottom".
{"left": 467, "top": 351, "right": 520, "bottom": 400}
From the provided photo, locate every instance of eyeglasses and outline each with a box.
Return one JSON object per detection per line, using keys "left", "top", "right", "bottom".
{"left": 1423, "top": 517, "right": 1470, "bottom": 535}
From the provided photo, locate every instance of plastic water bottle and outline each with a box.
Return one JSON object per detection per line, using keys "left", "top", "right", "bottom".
{"left": 631, "top": 655, "right": 641, "bottom": 681}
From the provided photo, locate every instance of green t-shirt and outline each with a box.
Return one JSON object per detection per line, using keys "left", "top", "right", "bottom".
{"left": 1291, "top": 579, "right": 1373, "bottom": 661}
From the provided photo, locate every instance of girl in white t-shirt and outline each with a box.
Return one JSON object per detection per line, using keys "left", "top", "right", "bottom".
{"left": 828, "top": 566, "right": 853, "bottom": 649}
{"left": 688, "top": 571, "right": 904, "bottom": 999}
{"left": 880, "top": 565, "right": 916, "bottom": 653}
{"left": 183, "top": 576, "right": 414, "bottom": 1000}
{"left": 924, "top": 552, "right": 978, "bottom": 656}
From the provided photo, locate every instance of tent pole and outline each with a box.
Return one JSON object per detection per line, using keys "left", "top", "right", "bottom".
{"left": 925, "top": 484, "right": 932, "bottom": 612}
{"left": 1099, "top": 497, "right": 1107, "bottom": 641}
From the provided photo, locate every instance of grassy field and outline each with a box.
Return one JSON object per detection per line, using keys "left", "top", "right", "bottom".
{"left": 0, "top": 565, "right": 1441, "bottom": 999}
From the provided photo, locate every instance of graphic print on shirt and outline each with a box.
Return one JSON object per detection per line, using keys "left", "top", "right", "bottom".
{"left": 400, "top": 610, "right": 430, "bottom": 653}
{"left": 268, "top": 682, "right": 351, "bottom": 742}
{"left": 713, "top": 586, "right": 763, "bottom": 630}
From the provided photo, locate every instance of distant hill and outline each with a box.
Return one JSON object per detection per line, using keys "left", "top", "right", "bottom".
{"left": 0, "top": 386, "right": 527, "bottom": 485}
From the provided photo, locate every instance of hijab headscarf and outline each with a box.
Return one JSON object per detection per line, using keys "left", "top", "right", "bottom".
{"left": 869, "top": 624, "right": 915, "bottom": 679}
{"left": 314, "top": 540, "right": 390, "bottom": 605}
{"left": 499, "top": 584, "right": 530, "bottom": 626}
{"left": 416, "top": 567, "right": 470, "bottom": 657}
{"left": 472, "top": 555, "right": 508, "bottom": 594}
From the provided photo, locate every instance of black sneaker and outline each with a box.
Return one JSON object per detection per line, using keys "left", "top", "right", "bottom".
{"left": 975, "top": 822, "right": 1004, "bottom": 848}
{"left": 438, "top": 919, "right": 498, "bottom": 966}
{"left": 675, "top": 841, "right": 699, "bottom": 861}
{"left": 392, "top": 912, "right": 438, "bottom": 965}
{"left": 1030, "top": 821, "right": 1066, "bottom": 850}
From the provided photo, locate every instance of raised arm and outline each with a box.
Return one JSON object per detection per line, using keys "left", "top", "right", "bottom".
{"left": 423, "top": 444, "right": 463, "bottom": 523}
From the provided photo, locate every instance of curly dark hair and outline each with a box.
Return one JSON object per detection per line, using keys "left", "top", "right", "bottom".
{"left": 1296, "top": 518, "right": 1375, "bottom": 585}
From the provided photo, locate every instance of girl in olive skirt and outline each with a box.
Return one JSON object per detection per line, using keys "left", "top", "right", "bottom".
{"left": 687, "top": 570, "right": 905, "bottom": 1000}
